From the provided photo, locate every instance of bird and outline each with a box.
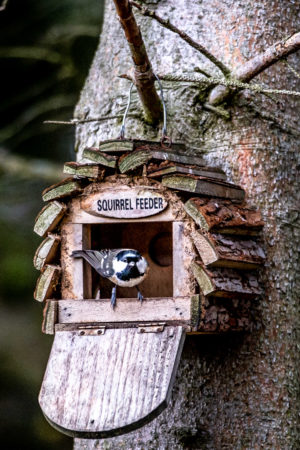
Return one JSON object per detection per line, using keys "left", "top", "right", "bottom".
{"left": 71, "top": 249, "right": 149, "bottom": 308}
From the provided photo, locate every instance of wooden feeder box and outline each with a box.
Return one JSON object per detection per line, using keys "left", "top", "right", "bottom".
{"left": 33, "top": 139, "right": 265, "bottom": 438}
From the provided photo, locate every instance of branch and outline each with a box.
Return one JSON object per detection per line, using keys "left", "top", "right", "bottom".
{"left": 113, "top": 0, "right": 162, "bottom": 124}
{"left": 209, "top": 32, "right": 300, "bottom": 105}
{"left": 130, "top": 0, "right": 231, "bottom": 77}
{"left": 0, "top": 0, "right": 8, "bottom": 11}
{"left": 150, "top": 73, "right": 300, "bottom": 97}
{"left": 44, "top": 113, "right": 140, "bottom": 125}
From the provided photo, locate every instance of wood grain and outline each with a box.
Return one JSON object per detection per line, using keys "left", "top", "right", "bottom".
{"left": 42, "top": 178, "right": 82, "bottom": 202}
{"left": 56, "top": 297, "right": 193, "bottom": 324}
{"left": 39, "top": 327, "right": 185, "bottom": 438}
{"left": 34, "top": 201, "right": 67, "bottom": 237}
{"left": 33, "top": 233, "right": 61, "bottom": 271}
{"left": 34, "top": 264, "right": 61, "bottom": 302}
{"left": 191, "top": 230, "right": 265, "bottom": 269}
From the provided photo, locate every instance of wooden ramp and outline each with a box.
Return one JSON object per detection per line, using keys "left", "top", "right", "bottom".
{"left": 39, "top": 327, "right": 185, "bottom": 438}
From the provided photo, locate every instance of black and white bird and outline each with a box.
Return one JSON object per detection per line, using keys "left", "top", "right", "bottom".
{"left": 71, "top": 249, "right": 149, "bottom": 308}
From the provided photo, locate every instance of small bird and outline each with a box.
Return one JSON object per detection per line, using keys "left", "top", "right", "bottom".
{"left": 71, "top": 249, "right": 149, "bottom": 308}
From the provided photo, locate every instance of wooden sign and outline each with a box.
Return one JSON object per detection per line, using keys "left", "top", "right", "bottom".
{"left": 81, "top": 188, "right": 168, "bottom": 219}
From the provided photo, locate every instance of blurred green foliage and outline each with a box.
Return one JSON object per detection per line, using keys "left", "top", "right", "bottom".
{"left": 0, "top": 0, "right": 103, "bottom": 448}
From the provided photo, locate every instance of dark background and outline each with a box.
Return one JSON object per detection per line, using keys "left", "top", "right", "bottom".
{"left": 0, "top": 1, "right": 103, "bottom": 448}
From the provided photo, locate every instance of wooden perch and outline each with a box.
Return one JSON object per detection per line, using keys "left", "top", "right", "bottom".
{"left": 162, "top": 174, "right": 245, "bottom": 201}
{"left": 83, "top": 148, "right": 118, "bottom": 168}
{"left": 34, "top": 201, "right": 67, "bottom": 237}
{"left": 64, "top": 162, "right": 105, "bottom": 179}
{"left": 209, "top": 31, "right": 300, "bottom": 105}
{"left": 34, "top": 265, "right": 61, "bottom": 302}
{"left": 184, "top": 197, "right": 264, "bottom": 234}
{"left": 33, "top": 233, "right": 61, "bottom": 271}
{"left": 113, "top": 0, "right": 162, "bottom": 123}
{"left": 192, "top": 262, "right": 262, "bottom": 298}
{"left": 42, "top": 178, "right": 82, "bottom": 202}
{"left": 191, "top": 230, "right": 265, "bottom": 269}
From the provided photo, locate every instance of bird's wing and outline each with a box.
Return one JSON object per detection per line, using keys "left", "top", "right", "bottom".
{"left": 71, "top": 250, "right": 114, "bottom": 277}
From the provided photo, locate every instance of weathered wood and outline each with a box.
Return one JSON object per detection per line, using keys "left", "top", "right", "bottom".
{"left": 42, "top": 178, "right": 82, "bottom": 202}
{"left": 172, "top": 221, "right": 196, "bottom": 297}
{"left": 150, "top": 149, "right": 205, "bottom": 167}
{"left": 42, "top": 299, "right": 58, "bottom": 334}
{"left": 83, "top": 147, "right": 118, "bottom": 168}
{"left": 184, "top": 197, "right": 264, "bottom": 234}
{"left": 55, "top": 297, "right": 195, "bottom": 325}
{"left": 61, "top": 223, "right": 92, "bottom": 299}
{"left": 197, "top": 296, "right": 252, "bottom": 333}
{"left": 192, "top": 262, "right": 262, "bottom": 297}
{"left": 133, "top": 140, "right": 186, "bottom": 153}
{"left": 34, "top": 264, "right": 61, "bottom": 302}
{"left": 118, "top": 149, "right": 152, "bottom": 173}
{"left": 163, "top": 175, "right": 245, "bottom": 201}
{"left": 98, "top": 139, "right": 134, "bottom": 153}
{"left": 81, "top": 187, "right": 168, "bottom": 219}
{"left": 148, "top": 161, "right": 226, "bottom": 181}
{"left": 33, "top": 233, "right": 61, "bottom": 271}
{"left": 34, "top": 201, "right": 67, "bottom": 237}
{"left": 191, "top": 230, "right": 265, "bottom": 269}
{"left": 64, "top": 162, "right": 105, "bottom": 179}
{"left": 39, "top": 327, "right": 185, "bottom": 437}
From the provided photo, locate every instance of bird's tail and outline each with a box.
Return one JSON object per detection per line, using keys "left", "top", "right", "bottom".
{"left": 71, "top": 250, "right": 86, "bottom": 258}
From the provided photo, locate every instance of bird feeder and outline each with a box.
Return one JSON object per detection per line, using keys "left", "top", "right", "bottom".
{"left": 33, "top": 139, "right": 265, "bottom": 438}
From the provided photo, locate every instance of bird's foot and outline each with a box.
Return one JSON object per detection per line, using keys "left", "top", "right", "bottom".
{"left": 111, "top": 286, "right": 117, "bottom": 309}
{"left": 136, "top": 288, "right": 143, "bottom": 303}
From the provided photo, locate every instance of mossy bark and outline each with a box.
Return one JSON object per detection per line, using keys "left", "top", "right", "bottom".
{"left": 74, "top": 1, "right": 300, "bottom": 448}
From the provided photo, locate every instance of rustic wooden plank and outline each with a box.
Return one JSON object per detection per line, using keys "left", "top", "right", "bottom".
{"left": 83, "top": 148, "right": 118, "bottom": 168}
{"left": 61, "top": 223, "right": 92, "bottom": 299}
{"left": 98, "top": 139, "right": 134, "bottom": 153}
{"left": 39, "top": 327, "right": 185, "bottom": 438}
{"left": 34, "top": 201, "right": 67, "bottom": 237}
{"left": 191, "top": 230, "right": 265, "bottom": 269}
{"left": 148, "top": 161, "right": 226, "bottom": 181}
{"left": 150, "top": 149, "right": 205, "bottom": 167}
{"left": 33, "top": 233, "right": 61, "bottom": 271}
{"left": 184, "top": 197, "right": 264, "bottom": 234}
{"left": 42, "top": 299, "right": 58, "bottom": 334}
{"left": 64, "top": 162, "right": 105, "bottom": 179}
{"left": 42, "top": 178, "right": 82, "bottom": 202}
{"left": 81, "top": 188, "right": 168, "bottom": 219}
{"left": 192, "top": 262, "right": 262, "bottom": 297}
{"left": 172, "top": 222, "right": 196, "bottom": 297}
{"left": 34, "top": 265, "right": 61, "bottom": 302}
{"left": 133, "top": 139, "right": 186, "bottom": 153}
{"left": 163, "top": 175, "right": 245, "bottom": 201}
{"left": 56, "top": 297, "right": 193, "bottom": 324}
{"left": 118, "top": 149, "right": 152, "bottom": 173}
{"left": 197, "top": 296, "right": 252, "bottom": 333}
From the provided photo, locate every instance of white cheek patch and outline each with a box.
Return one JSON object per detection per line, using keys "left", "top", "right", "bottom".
{"left": 136, "top": 257, "right": 148, "bottom": 274}
{"left": 112, "top": 259, "right": 127, "bottom": 274}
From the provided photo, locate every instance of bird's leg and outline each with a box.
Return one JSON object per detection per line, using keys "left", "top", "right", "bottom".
{"left": 110, "top": 285, "right": 117, "bottom": 309}
{"left": 136, "top": 286, "right": 143, "bottom": 303}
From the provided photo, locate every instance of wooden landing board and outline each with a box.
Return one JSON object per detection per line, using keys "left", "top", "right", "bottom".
{"left": 39, "top": 327, "right": 185, "bottom": 438}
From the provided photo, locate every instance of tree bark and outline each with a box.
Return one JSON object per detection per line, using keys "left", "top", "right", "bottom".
{"left": 74, "top": 0, "right": 300, "bottom": 448}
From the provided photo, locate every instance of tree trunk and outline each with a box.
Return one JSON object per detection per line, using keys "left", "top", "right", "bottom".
{"left": 73, "top": 1, "right": 300, "bottom": 448}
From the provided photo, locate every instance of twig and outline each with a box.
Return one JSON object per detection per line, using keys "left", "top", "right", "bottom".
{"left": 202, "top": 103, "right": 231, "bottom": 119}
{"left": 148, "top": 73, "right": 300, "bottom": 97}
{"left": 112, "top": 0, "right": 162, "bottom": 123}
{"left": 209, "top": 32, "right": 300, "bottom": 104}
{"left": 0, "top": 0, "right": 8, "bottom": 11}
{"left": 282, "top": 58, "right": 300, "bottom": 79}
{"left": 44, "top": 114, "right": 139, "bottom": 126}
{"left": 130, "top": 0, "right": 231, "bottom": 77}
